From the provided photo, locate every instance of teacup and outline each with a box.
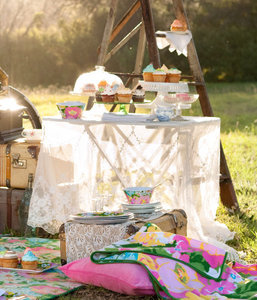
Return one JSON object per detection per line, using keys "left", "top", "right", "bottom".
{"left": 123, "top": 187, "right": 153, "bottom": 204}
{"left": 21, "top": 129, "right": 42, "bottom": 141}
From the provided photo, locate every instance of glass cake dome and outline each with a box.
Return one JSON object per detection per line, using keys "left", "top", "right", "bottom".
{"left": 72, "top": 65, "right": 124, "bottom": 95}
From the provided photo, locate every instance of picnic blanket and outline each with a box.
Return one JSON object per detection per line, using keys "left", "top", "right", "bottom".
{"left": 91, "top": 223, "right": 257, "bottom": 299}
{"left": 0, "top": 236, "right": 82, "bottom": 299}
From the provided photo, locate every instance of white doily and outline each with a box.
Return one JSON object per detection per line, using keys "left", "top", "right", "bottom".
{"left": 156, "top": 30, "right": 192, "bottom": 56}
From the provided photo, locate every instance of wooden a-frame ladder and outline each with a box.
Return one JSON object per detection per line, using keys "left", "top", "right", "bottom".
{"left": 95, "top": 0, "right": 239, "bottom": 211}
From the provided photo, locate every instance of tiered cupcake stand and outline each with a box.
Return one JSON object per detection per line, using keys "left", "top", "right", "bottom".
{"left": 137, "top": 80, "right": 198, "bottom": 121}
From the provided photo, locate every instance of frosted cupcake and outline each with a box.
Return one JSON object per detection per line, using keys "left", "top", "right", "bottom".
{"left": 2, "top": 250, "right": 18, "bottom": 268}
{"left": 176, "top": 93, "right": 191, "bottom": 102}
{"left": 116, "top": 87, "right": 132, "bottom": 103}
{"left": 21, "top": 249, "right": 38, "bottom": 270}
{"left": 83, "top": 83, "right": 96, "bottom": 93}
{"left": 98, "top": 80, "right": 108, "bottom": 91}
{"left": 170, "top": 19, "right": 187, "bottom": 32}
{"left": 143, "top": 64, "right": 155, "bottom": 82}
{"left": 101, "top": 86, "right": 115, "bottom": 103}
{"left": 132, "top": 86, "right": 145, "bottom": 103}
{"left": 152, "top": 68, "right": 166, "bottom": 82}
{"left": 167, "top": 68, "right": 181, "bottom": 83}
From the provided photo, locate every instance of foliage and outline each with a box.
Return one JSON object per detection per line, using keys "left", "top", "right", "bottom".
{"left": 0, "top": 0, "right": 256, "bottom": 87}
{"left": 192, "top": 0, "right": 257, "bottom": 82}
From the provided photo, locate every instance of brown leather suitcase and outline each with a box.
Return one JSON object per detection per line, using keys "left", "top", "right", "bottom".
{"left": 0, "top": 187, "right": 25, "bottom": 233}
{"left": 0, "top": 138, "right": 40, "bottom": 188}
{"left": 59, "top": 209, "right": 187, "bottom": 265}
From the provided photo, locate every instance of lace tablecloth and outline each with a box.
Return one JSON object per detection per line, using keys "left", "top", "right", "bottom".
{"left": 28, "top": 115, "right": 234, "bottom": 249}
{"left": 64, "top": 222, "right": 132, "bottom": 263}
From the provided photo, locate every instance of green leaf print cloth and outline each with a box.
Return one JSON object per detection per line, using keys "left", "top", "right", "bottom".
{"left": 91, "top": 223, "right": 257, "bottom": 299}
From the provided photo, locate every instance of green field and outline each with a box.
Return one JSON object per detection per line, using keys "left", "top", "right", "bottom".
{"left": 24, "top": 82, "right": 257, "bottom": 263}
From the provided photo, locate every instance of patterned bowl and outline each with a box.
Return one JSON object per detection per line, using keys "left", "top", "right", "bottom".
{"left": 155, "top": 106, "right": 174, "bottom": 122}
{"left": 57, "top": 101, "right": 85, "bottom": 119}
{"left": 123, "top": 187, "right": 153, "bottom": 204}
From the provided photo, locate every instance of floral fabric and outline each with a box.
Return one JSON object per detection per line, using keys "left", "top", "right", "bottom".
{"left": 91, "top": 223, "right": 257, "bottom": 299}
{"left": 0, "top": 236, "right": 82, "bottom": 299}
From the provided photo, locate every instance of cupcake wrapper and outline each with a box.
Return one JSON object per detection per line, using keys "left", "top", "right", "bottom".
{"left": 102, "top": 95, "right": 115, "bottom": 103}
{"left": 117, "top": 94, "right": 132, "bottom": 103}
{"left": 167, "top": 74, "right": 181, "bottom": 83}
{"left": 143, "top": 72, "right": 154, "bottom": 82}
{"left": 153, "top": 74, "right": 166, "bottom": 82}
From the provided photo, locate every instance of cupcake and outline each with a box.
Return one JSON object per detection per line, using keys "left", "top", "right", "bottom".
{"left": 152, "top": 68, "right": 166, "bottom": 82}
{"left": 116, "top": 87, "right": 132, "bottom": 103}
{"left": 111, "top": 82, "right": 121, "bottom": 93}
{"left": 167, "top": 68, "right": 181, "bottom": 83}
{"left": 2, "top": 250, "right": 19, "bottom": 268}
{"left": 132, "top": 86, "right": 145, "bottom": 103}
{"left": 101, "top": 86, "right": 115, "bottom": 103}
{"left": 0, "top": 251, "right": 6, "bottom": 267}
{"left": 176, "top": 93, "right": 191, "bottom": 102}
{"left": 98, "top": 80, "right": 108, "bottom": 91}
{"left": 143, "top": 64, "right": 155, "bottom": 82}
{"left": 170, "top": 19, "right": 187, "bottom": 32}
{"left": 21, "top": 249, "right": 38, "bottom": 270}
{"left": 83, "top": 83, "right": 96, "bottom": 93}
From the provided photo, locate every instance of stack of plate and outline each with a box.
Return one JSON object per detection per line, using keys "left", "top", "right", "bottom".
{"left": 69, "top": 211, "right": 133, "bottom": 225}
{"left": 122, "top": 202, "right": 162, "bottom": 218}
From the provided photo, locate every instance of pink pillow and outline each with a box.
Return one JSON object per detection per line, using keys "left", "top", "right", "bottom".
{"left": 59, "top": 257, "right": 155, "bottom": 296}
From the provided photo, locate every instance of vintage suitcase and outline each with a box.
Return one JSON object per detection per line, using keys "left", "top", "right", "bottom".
{"left": 0, "top": 187, "right": 25, "bottom": 233}
{"left": 59, "top": 209, "right": 187, "bottom": 265}
{"left": 0, "top": 138, "right": 40, "bottom": 188}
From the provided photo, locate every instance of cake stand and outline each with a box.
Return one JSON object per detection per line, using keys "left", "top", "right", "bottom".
{"left": 162, "top": 93, "right": 199, "bottom": 121}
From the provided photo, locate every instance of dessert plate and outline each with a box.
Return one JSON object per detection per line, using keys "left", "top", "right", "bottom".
{"left": 124, "top": 207, "right": 161, "bottom": 214}
{"left": 69, "top": 211, "right": 134, "bottom": 225}
{"left": 0, "top": 262, "right": 58, "bottom": 274}
{"left": 70, "top": 212, "right": 133, "bottom": 220}
{"left": 122, "top": 202, "right": 161, "bottom": 209}
{"left": 70, "top": 217, "right": 133, "bottom": 225}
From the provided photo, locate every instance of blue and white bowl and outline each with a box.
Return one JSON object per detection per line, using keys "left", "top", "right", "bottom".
{"left": 155, "top": 106, "right": 174, "bottom": 122}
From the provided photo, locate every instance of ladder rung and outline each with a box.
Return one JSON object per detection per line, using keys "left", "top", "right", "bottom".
{"left": 220, "top": 175, "right": 231, "bottom": 183}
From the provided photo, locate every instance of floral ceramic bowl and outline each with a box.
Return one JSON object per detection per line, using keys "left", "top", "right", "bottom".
{"left": 57, "top": 101, "right": 85, "bottom": 119}
{"left": 123, "top": 187, "right": 153, "bottom": 204}
{"left": 155, "top": 106, "right": 174, "bottom": 122}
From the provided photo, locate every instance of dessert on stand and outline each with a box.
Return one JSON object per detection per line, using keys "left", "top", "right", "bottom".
{"left": 69, "top": 65, "right": 149, "bottom": 114}
{"left": 137, "top": 79, "right": 199, "bottom": 121}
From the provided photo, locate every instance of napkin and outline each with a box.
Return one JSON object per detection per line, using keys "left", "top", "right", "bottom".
{"left": 156, "top": 30, "right": 192, "bottom": 56}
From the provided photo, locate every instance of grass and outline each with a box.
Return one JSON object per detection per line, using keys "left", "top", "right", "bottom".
{"left": 186, "top": 82, "right": 257, "bottom": 133}
{"left": 21, "top": 82, "right": 257, "bottom": 264}
{"left": 216, "top": 131, "right": 257, "bottom": 263}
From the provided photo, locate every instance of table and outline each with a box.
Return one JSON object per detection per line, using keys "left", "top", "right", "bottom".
{"left": 27, "top": 113, "right": 234, "bottom": 247}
